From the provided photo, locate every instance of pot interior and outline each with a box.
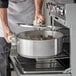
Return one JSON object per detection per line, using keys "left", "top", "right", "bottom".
{"left": 17, "top": 30, "right": 63, "bottom": 40}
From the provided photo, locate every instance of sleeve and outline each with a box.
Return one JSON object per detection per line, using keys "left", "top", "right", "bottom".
{"left": 0, "top": 0, "right": 9, "bottom": 8}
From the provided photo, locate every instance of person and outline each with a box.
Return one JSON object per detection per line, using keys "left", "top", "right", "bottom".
{"left": 0, "top": 0, "right": 45, "bottom": 76}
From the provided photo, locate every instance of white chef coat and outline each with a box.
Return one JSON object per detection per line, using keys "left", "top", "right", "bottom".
{"left": 0, "top": 0, "right": 35, "bottom": 37}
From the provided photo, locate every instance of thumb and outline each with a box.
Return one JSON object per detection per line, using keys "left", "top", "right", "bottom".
{"left": 5, "top": 36, "right": 11, "bottom": 43}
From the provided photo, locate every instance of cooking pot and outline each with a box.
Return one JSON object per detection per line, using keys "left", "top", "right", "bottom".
{"left": 8, "top": 24, "right": 63, "bottom": 58}
{"left": 16, "top": 30, "right": 63, "bottom": 58}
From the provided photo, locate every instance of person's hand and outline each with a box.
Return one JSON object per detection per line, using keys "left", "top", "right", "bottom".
{"left": 3, "top": 26, "right": 13, "bottom": 43}
{"left": 35, "top": 12, "right": 45, "bottom": 26}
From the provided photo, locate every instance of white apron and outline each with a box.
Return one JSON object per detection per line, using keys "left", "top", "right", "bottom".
{"left": 0, "top": 0, "right": 35, "bottom": 37}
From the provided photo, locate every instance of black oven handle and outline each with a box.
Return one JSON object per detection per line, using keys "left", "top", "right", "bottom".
{"left": 55, "top": 17, "right": 59, "bottom": 20}
{"left": 53, "top": 16, "right": 65, "bottom": 25}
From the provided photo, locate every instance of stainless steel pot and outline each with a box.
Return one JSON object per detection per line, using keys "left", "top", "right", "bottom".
{"left": 16, "top": 30, "right": 63, "bottom": 58}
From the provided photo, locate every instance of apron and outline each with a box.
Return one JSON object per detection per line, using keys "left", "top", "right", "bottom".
{"left": 0, "top": 0, "right": 35, "bottom": 36}
{"left": 8, "top": 0, "right": 35, "bottom": 34}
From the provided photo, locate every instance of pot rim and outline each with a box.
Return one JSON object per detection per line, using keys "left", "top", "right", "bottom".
{"left": 16, "top": 30, "right": 63, "bottom": 41}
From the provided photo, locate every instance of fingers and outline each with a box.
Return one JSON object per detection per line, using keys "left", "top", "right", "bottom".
{"left": 4, "top": 31, "right": 13, "bottom": 43}
{"left": 40, "top": 15, "right": 45, "bottom": 24}
{"left": 35, "top": 14, "right": 45, "bottom": 26}
{"left": 5, "top": 35, "right": 11, "bottom": 43}
{"left": 3, "top": 26, "right": 13, "bottom": 43}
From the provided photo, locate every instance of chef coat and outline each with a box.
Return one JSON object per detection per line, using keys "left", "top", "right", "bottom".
{"left": 0, "top": 0, "right": 35, "bottom": 37}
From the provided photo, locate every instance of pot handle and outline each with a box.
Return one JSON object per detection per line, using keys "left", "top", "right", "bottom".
{"left": 8, "top": 34, "right": 17, "bottom": 45}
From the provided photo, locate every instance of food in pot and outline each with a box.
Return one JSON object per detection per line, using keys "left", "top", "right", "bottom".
{"left": 17, "top": 30, "right": 56, "bottom": 40}
{"left": 26, "top": 35, "right": 55, "bottom": 40}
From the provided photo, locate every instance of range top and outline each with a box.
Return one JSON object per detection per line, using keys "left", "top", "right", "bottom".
{"left": 14, "top": 55, "right": 67, "bottom": 74}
